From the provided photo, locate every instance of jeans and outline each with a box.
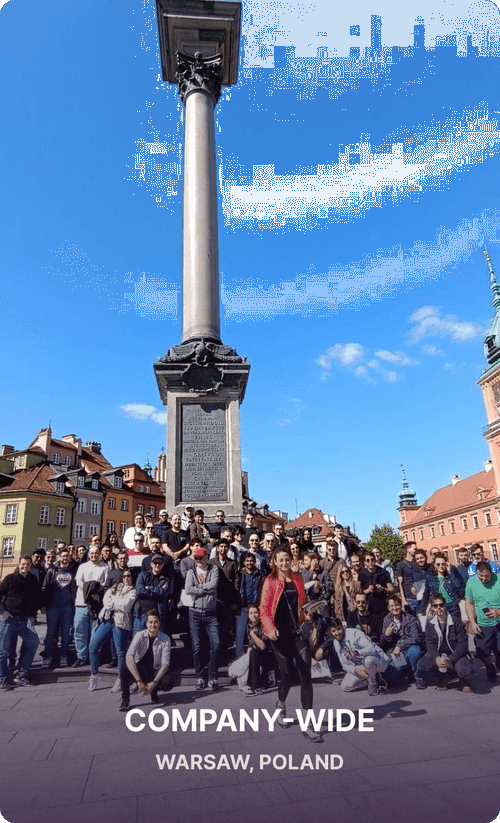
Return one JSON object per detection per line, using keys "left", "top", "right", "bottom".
{"left": 0, "top": 617, "right": 39, "bottom": 682}
{"left": 73, "top": 606, "right": 96, "bottom": 663}
{"left": 235, "top": 608, "right": 248, "bottom": 657}
{"left": 45, "top": 604, "right": 74, "bottom": 659}
{"left": 188, "top": 611, "right": 220, "bottom": 681}
{"left": 133, "top": 615, "right": 147, "bottom": 635}
{"left": 341, "top": 654, "right": 389, "bottom": 692}
{"left": 89, "top": 619, "right": 130, "bottom": 675}
{"left": 385, "top": 643, "right": 423, "bottom": 684}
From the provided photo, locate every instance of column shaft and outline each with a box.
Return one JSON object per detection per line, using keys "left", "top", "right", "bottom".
{"left": 182, "top": 89, "right": 221, "bottom": 343}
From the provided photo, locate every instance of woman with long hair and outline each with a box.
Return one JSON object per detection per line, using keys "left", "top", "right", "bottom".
{"left": 289, "top": 540, "right": 303, "bottom": 573}
{"left": 102, "top": 531, "right": 121, "bottom": 554}
{"left": 429, "top": 554, "right": 463, "bottom": 620}
{"left": 259, "top": 549, "right": 322, "bottom": 742}
{"left": 88, "top": 570, "right": 137, "bottom": 694}
{"left": 300, "top": 528, "right": 316, "bottom": 555}
{"left": 333, "top": 564, "right": 358, "bottom": 621}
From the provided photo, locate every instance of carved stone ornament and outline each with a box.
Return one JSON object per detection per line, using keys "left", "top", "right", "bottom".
{"left": 159, "top": 337, "right": 246, "bottom": 366}
{"left": 176, "top": 51, "right": 223, "bottom": 105}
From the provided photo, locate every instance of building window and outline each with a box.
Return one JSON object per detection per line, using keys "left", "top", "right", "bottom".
{"left": 148, "top": 505, "right": 155, "bottom": 517}
{"left": 14, "top": 454, "right": 26, "bottom": 469}
{"left": 37, "top": 538, "right": 47, "bottom": 550}
{"left": 108, "top": 498, "right": 116, "bottom": 510}
{"left": 123, "top": 470, "right": 129, "bottom": 479}
{"left": 2, "top": 537, "right": 14, "bottom": 558}
{"left": 56, "top": 507, "right": 66, "bottom": 526}
{"left": 403, "top": 532, "right": 408, "bottom": 543}
{"left": 56, "top": 482, "right": 65, "bottom": 495}
{"left": 490, "top": 542, "right": 499, "bottom": 561}
{"left": 91, "top": 501, "right": 100, "bottom": 516}
{"left": 77, "top": 475, "right": 85, "bottom": 487}
{"left": 76, "top": 499, "right": 87, "bottom": 514}
{"left": 472, "top": 515, "right": 479, "bottom": 529}
{"left": 114, "top": 477, "right": 122, "bottom": 490}
{"left": 411, "top": 531, "right": 415, "bottom": 541}
{"left": 485, "top": 511, "right": 492, "bottom": 527}
{"left": 39, "top": 506, "right": 51, "bottom": 525}
{"left": 429, "top": 526, "right": 435, "bottom": 538}
{"left": 449, "top": 520, "right": 455, "bottom": 534}
{"left": 91, "top": 479, "right": 99, "bottom": 490}
{"left": 439, "top": 523, "right": 445, "bottom": 536}
{"left": 5, "top": 504, "right": 18, "bottom": 525}
{"left": 89, "top": 524, "right": 99, "bottom": 537}
{"left": 64, "top": 455, "right": 72, "bottom": 466}
{"left": 53, "top": 453, "right": 60, "bottom": 465}
{"left": 139, "top": 485, "right": 144, "bottom": 493}
{"left": 74, "top": 523, "right": 85, "bottom": 540}
{"left": 145, "top": 486, "right": 150, "bottom": 495}
{"left": 418, "top": 529, "right": 424, "bottom": 541}
{"left": 137, "top": 504, "right": 144, "bottom": 514}
{"left": 106, "top": 521, "right": 115, "bottom": 533}
{"left": 120, "top": 499, "right": 128, "bottom": 511}
{"left": 120, "top": 522, "right": 127, "bottom": 536}
{"left": 462, "top": 517, "right": 468, "bottom": 531}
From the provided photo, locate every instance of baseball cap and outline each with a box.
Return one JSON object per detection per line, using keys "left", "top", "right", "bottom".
{"left": 159, "top": 509, "right": 168, "bottom": 516}
{"left": 151, "top": 554, "right": 164, "bottom": 563}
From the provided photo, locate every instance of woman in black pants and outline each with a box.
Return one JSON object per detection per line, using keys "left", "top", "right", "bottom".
{"left": 259, "top": 549, "right": 322, "bottom": 742}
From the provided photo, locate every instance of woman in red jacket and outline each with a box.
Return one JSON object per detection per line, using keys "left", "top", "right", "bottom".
{"left": 259, "top": 549, "right": 321, "bottom": 742}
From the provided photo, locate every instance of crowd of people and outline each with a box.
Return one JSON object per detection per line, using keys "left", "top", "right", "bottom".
{"left": 1, "top": 507, "right": 499, "bottom": 743}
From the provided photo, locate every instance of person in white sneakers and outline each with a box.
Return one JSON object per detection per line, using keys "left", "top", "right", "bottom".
{"left": 88, "top": 570, "right": 137, "bottom": 692}
{"left": 119, "top": 610, "right": 171, "bottom": 711}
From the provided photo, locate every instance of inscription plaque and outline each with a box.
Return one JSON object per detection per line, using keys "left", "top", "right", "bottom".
{"left": 181, "top": 403, "right": 227, "bottom": 501}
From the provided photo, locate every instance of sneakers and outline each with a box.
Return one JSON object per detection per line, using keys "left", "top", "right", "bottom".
{"left": 0, "top": 681, "right": 15, "bottom": 692}
{"left": 208, "top": 679, "right": 219, "bottom": 691}
{"left": 436, "top": 677, "right": 449, "bottom": 691}
{"left": 195, "top": 678, "right": 206, "bottom": 691}
{"left": 13, "top": 673, "right": 33, "bottom": 687}
{"left": 415, "top": 678, "right": 427, "bottom": 690}
{"left": 241, "top": 685, "right": 263, "bottom": 697}
{"left": 486, "top": 663, "right": 498, "bottom": 682}
{"left": 59, "top": 657, "right": 68, "bottom": 668}
{"left": 72, "top": 658, "right": 85, "bottom": 668}
{"left": 42, "top": 658, "right": 52, "bottom": 669}
{"left": 110, "top": 677, "right": 122, "bottom": 694}
{"left": 460, "top": 680, "right": 472, "bottom": 693}
{"left": 367, "top": 680, "right": 379, "bottom": 697}
{"left": 88, "top": 674, "right": 101, "bottom": 692}
{"left": 106, "top": 658, "right": 118, "bottom": 669}
{"left": 376, "top": 673, "right": 388, "bottom": 694}
{"left": 119, "top": 698, "right": 130, "bottom": 712}
{"left": 276, "top": 701, "right": 293, "bottom": 727}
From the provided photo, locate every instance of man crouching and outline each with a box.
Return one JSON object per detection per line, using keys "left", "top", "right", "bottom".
{"left": 119, "top": 610, "right": 170, "bottom": 711}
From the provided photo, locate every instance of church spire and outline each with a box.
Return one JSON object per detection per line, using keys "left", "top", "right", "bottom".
{"left": 483, "top": 247, "right": 500, "bottom": 367}
{"left": 398, "top": 465, "right": 418, "bottom": 509}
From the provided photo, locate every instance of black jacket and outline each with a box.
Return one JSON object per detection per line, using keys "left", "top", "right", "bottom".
{"left": 0, "top": 569, "right": 39, "bottom": 619}
{"left": 424, "top": 613, "right": 468, "bottom": 664}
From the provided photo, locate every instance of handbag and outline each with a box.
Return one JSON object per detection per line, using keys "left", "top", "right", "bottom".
{"left": 228, "top": 650, "right": 251, "bottom": 678}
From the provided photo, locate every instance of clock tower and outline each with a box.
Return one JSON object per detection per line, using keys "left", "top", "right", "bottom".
{"left": 478, "top": 248, "right": 500, "bottom": 494}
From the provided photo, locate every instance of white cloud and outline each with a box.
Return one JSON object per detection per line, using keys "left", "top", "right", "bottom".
{"left": 409, "top": 306, "right": 483, "bottom": 343}
{"left": 422, "top": 345, "right": 443, "bottom": 355}
{"left": 355, "top": 366, "right": 367, "bottom": 376}
{"left": 375, "top": 350, "right": 418, "bottom": 366}
{"left": 278, "top": 419, "right": 291, "bottom": 426}
{"left": 121, "top": 403, "right": 167, "bottom": 426}
{"left": 385, "top": 371, "right": 398, "bottom": 382}
{"left": 316, "top": 343, "right": 365, "bottom": 370}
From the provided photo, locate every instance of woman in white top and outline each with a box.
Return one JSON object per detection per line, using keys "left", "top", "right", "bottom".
{"left": 123, "top": 513, "right": 146, "bottom": 550}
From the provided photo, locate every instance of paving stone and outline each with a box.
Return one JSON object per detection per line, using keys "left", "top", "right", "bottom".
{"left": 0, "top": 754, "right": 93, "bottom": 815}
{"left": 357, "top": 753, "right": 500, "bottom": 790}
{"left": 3, "top": 796, "right": 138, "bottom": 823}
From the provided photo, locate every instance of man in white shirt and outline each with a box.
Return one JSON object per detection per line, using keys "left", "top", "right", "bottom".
{"left": 72, "top": 547, "right": 108, "bottom": 667}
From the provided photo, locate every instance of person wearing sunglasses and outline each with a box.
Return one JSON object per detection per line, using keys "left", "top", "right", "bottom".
{"left": 467, "top": 544, "right": 500, "bottom": 579}
{"left": 417, "top": 595, "right": 472, "bottom": 692}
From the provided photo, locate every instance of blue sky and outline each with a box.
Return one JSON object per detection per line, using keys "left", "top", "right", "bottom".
{"left": 2, "top": 0, "right": 500, "bottom": 540}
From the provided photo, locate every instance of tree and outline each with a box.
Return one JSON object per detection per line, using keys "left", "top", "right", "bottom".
{"left": 364, "top": 523, "right": 404, "bottom": 568}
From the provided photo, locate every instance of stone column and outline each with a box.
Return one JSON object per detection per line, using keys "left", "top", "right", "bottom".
{"left": 177, "top": 52, "right": 223, "bottom": 344}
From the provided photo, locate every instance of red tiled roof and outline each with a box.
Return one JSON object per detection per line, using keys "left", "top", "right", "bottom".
{"left": 50, "top": 438, "right": 77, "bottom": 450}
{"left": 408, "top": 470, "right": 496, "bottom": 523}
{"left": 286, "top": 508, "right": 335, "bottom": 536}
{"left": 0, "top": 463, "right": 64, "bottom": 495}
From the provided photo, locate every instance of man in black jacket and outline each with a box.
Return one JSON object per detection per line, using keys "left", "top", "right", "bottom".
{"left": 0, "top": 555, "right": 40, "bottom": 688}
{"left": 418, "top": 595, "right": 473, "bottom": 692}
{"left": 347, "top": 592, "right": 384, "bottom": 645}
{"left": 41, "top": 548, "right": 77, "bottom": 669}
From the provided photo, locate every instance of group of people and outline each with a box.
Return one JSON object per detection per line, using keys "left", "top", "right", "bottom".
{"left": 1, "top": 508, "right": 499, "bottom": 742}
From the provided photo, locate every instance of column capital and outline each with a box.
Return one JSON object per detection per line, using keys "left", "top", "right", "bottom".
{"left": 176, "top": 51, "right": 223, "bottom": 105}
